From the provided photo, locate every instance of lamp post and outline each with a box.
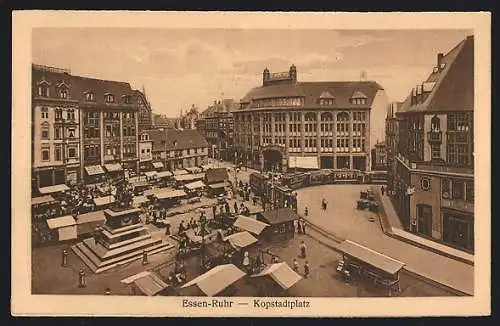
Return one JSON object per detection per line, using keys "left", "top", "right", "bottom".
{"left": 199, "top": 210, "right": 207, "bottom": 273}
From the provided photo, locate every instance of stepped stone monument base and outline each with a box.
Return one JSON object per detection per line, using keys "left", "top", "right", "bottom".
{"left": 71, "top": 207, "right": 173, "bottom": 273}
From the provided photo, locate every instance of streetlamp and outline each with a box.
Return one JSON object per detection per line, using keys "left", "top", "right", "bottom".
{"left": 199, "top": 210, "right": 207, "bottom": 273}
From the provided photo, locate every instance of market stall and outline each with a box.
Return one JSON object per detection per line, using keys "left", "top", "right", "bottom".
{"left": 84, "top": 165, "right": 106, "bottom": 183}
{"left": 132, "top": 195, "right": 149, "bottom": 208}
{"left": 152, "top": 162, "right": 165, "bottom": 171}
{"left": 75, "top": 210, "right": 106, "bottom": 236}
{"left": 256, "top": 208, "right": 300, "bottom": 242}
{"left": 46, "top": 215, "right": 77, "bottom": 242}
{"left": 232, "top": 215, "right": 269, "bottom": 237}
{"left": 185, "top": 167, "right": 202, "bottom": 174}
{"left": 173, "top": 173, "right": 205, "bottom": 184}
{"left": 179, "top": 264, "right": 246, "bottom": 296}
{"left": 172, "top": 169, "right": 189, "bottom": 176}
{"left": 251, "top": 262, "right": 302, "bottom": 296}
{"left": 93, "top": 195, "right": 116, "bottom": 209}
{"left": 38, "top": 184, "right": 70, "bottom": 196}
{"left": 207, "top": 182, "right": 227, "bottom": 197}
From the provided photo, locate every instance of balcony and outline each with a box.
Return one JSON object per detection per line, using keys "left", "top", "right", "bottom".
{"left": 427, "top": 131, "right": 442, "bottom": 143}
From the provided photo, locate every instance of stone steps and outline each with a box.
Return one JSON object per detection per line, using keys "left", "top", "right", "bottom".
{"left": 82, "top": 236, "right": 163, "bottom": 260}
{"left": 100, "top": 225, "right": 148, "bottom": 239}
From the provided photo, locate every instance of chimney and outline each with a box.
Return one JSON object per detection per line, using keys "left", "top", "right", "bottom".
{"left": 263, "top": 67, "right": 270, "bottom": 86}
{"left": 437, "top": 53, "right": 444, "bottom": 69}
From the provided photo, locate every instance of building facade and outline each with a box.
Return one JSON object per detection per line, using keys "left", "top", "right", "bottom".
{"left": 134, "top": 89, "right": 153, "bottom": 132}
{"left": 373, "top": 140, "right": 387, "bottom": 170}
{"left": 197, "top": 99, "right": 236, "bottom": 161}
{"left": 385, "top": 101, "right": 403, "bottom": 191}
{"left": 32, "top": 65, "right": 81, "bottom": 190}
{"left": 145, "top": 129, "right": 209, "bottom": 171}
{"left": 179, "top": 105, "right": 200, "bottom": 130}
{"left": 138, "top": 131, "right": 153, "bottom": 171}
{"left": 392, "top": 36, "right": 474, "bottom": 253}
{"left": 31, "top": 64, "right": 140, "bottom": 190}
{"left": 233, "top": 64, "right": 388, "bottom": 172}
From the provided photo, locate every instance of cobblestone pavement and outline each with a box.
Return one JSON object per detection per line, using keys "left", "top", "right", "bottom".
{"left": 295, "top": 184, "right": 474, "bottom": 295}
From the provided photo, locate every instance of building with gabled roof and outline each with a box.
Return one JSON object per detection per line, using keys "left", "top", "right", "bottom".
{"left": 234, "top": 64, "right": 389, "bottom": 172}
{"left": 391, "top": 35, "right": 474, "bottom": 253}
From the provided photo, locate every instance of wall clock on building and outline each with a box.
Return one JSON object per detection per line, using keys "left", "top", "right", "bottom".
{"left": 420, "top": 177, "right": 432, "bottom": 191}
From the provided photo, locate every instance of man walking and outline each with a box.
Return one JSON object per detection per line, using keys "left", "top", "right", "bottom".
{"left": 304, "top": 261, "right": 310, "bottom": 278}
{"left": 299, "top": 241, "right": 307, "bottom": 258}
{"left": 292, "top": 258, "right": 299, "bottom": 272}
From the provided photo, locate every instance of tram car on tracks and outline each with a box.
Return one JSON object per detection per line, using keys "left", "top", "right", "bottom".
{"left": 249, "top": 172, "right": 269, "bottom": 196}
{"left": 365, "top": 170, "right": 388, "bottom": 185}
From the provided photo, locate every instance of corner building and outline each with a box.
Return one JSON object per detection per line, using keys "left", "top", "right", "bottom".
{"left": 233, "top": 65, "right": 388, "bottom": 172}
{"left": 393, "top": 36, "right": 474, "bottom": 253}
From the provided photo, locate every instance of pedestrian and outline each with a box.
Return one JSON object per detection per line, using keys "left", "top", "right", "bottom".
{"left": 304, "top": 206, "right": 309, "bottom": 217}
{"left": 78, "top": 268, "right": 86, "bottom": 288}
{"left": 233, "top": 202, "right": 238, "bottom": 214}
{"left": 212, "top": 205, "right": 217, "bottom": 218}
{"left": 292, "top": 258, "right": 299, "bottom": 272}
{"left": 142, "top": 250, "right": 149, "bottom": 265}
{"left": 240, "top": 203, "right": 245, "bottom": 214}
{"left": 381, "top": 185, "right": 385, "bottom": 196}
{"left": 105, "top": 287, "right": 111, "bottom": 295}
{"left": 242, "top": 251, "right": 250, "bottom": 273}
{"left": 301, "top": 219, "right": 307, "bottom": 234}
{"left": 61, "top": 249, "right": 69, "bottom": 267}
{"left": 299, "top": 241, "right": 307, "bottom": 258}
{"left": 225, "top": 202, "right": 230, "bottom": 214}
{"left": 304, "top": 261, "right": 310, "bottom": 278}
{"left": 297, "top": 219, "right": 302, "bottom": 234}
{"left": 165, "top": 220, "right": 171, "bottom": 235}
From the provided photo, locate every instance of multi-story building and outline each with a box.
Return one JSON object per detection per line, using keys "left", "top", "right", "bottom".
{"left": 385, "top": 101, "right": 403, "bottom": 191}
{"left": 373, "top": 140, "right": 387, "bottom": 170}
{"left": 138, "top": 131, "right": 153, "bottom": 172}
{"left": 233, "top": 64, "right": 388, "bottom": 171}
{"left": 145, "top": 129, "right": 209, "bottom": 171}
{"left": 31, "top": 64, "right": 140, "bottom": 190}
{"left": 393, "top": 35, "right": 474, "bottom": 253}
{"left": 32, "top": 65, "right": 81, "bottom": 190}
{"left": 152, "top": 114, "right": 176, "bottom": 129}
{"left": 197, "top": 99, "right": 236, "bottom": 161}
{"left": 179, "top": 105, "right": 200, "bottom": 130}
{"left": 134, "top": 89, "right": 153, "bottom": 132}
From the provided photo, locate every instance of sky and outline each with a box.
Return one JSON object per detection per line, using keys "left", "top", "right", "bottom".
{"left": 32, "top": 28, "right": 472, "bottom": 117}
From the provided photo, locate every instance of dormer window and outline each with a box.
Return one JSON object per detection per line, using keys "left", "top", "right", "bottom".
{"left": 37, "top": 84, "right": 49, "bottom": 97}
{"left": 59, "top": 89, "right": 68, "bottom": 99}
{"left": 85, "top": 92, "right": 94, "bottom": 101}
{"left": 105, "top": 94, "right": 115, "bottom": 103}
{"left": 351, "top": 91, "right": 367, "bottom": 105}
{"left": 122, "top": 95, "right": 131, "bottom": 104}
{"left": 431, "top": 115, "right": 440, "bottom": 132}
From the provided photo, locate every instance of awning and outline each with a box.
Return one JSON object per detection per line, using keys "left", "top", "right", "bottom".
{"left": 251, "top": 262, "right": 302, "bottom": 290}
{"left": 144, "top": 187, "right": 171, "bottom": 197}
{"left": 185, "top": 229, "right": 203, "bottom": 243}
{"left": 184, "top": 180, "right": 206, "bottom": 190}
{"left": 336, "top": 240, "right": 406, "bottom": 275}
{"left": 174, "top": 173, "right": 205, "bottom": 182}
{"left": 156, "top": 171, "right": 173, "bottom": 179}
{"left": 181, "top": 264, "right": 246, "bottom": 296}
{"left": 133, "top": 273, "right": 170, "bottom": 296}
{"left": 46, "top": 215, "right": 76, "bottom": 229}
{"left": 224, "top": 231, "right": 258, "bottom": 249}
{"left": 85, "top": 165, "right": 105, "bottom": 176}
{"left": 133, "top": 195, "right": 149, "bottom": 207}
{"left": 208, "top": 182, "right": 226, "bottom": 189}
{"left": 152, "top": 162, "right": 164, "bottom": 169}
{"left": 144, "top": 171, "right": 158, "bottom": 178}
{"left": 131, "top": 180, "right": 150, "bottom": 188}
{"left": 172, "top": 169, "right": 189, "bottom": 175}
{"left": 93, "top": 195, "right": 115, "bottom": 207}
{"left": 288, "top": 156, "right": 319, "bottom": 169}
{"left": 75, "top": 210, "right": 106, "bottom": 235}
{"left": 185, "top": 167, "right": 202, "bottom": 173}
{"left": 155, "top": 189, "right": 187, "bottom": 200}
{"left": 233, "top": 216, "right": 269, "bottom": 235}
{"left": 31, "top": 195, "right": 57, "bottom": 206}
{"left": 104, "top": 163, "right": 123, "bottom": 172}
{"left": 38, "top": 184, "right": 70, "bottom": 194}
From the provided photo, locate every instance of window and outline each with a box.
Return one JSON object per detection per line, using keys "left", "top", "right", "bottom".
{"left": 105, "top": 125, "right": 112, "bottom": 137}
{"left": 68, "top": 128, "right": 76, "bottom": 138}
{"left": 105, "top": 94, "right": 114, "bottom": 103}
{"left": 59, "top": 89, "right": 68, "bottom": 99}
{"left": 38, "top": 84, "right": 49, "bottom": 97}
{"left": 67, "top": 109, "right": 75, "bottom": 120}
{"left": 41, "top": 147, "right": 50, "bottom": 161}
{"left": 442, "top": 179, "right": 451, "bottom": 199}
{"left": 452, "top": 180, "right": 464, "bottom": 200}
{"left": 55, "top": 109, "right": 63, "bottom": 120}
{"left": 54, "top": 145, "right": 62, "bottom": 161}
{"left": 85, "top": 92, "right": 94, "bottom": 101}
{"left": 54, "top": 127, "right": 62, "bottom": 140}
{"left": 123, "top": 96, "right": 130, "bottom": 104}
{"left": 41, "top": 123, "right": 49, "bottom": 140}
{"left": 431, "top": 143, "right": 441, "bottom": 160}
{"left": 68, "top": 147, "right": 76, "bottom": 158}
{"left": 465, "top": 181, "right": 474, "bottom": 202}
{"left": 431, "top": 115, "right": 440, "bottom": 132}
{"left": 41, "top": 108, "right": 49, "bottom": 119}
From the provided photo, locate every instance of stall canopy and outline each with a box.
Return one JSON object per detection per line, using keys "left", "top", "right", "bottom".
{"left": 156, "top": 171, "right": 173, "bottom": 179}
{"left": 85, "top": 165, "right": 105, "bottom": 176}
{"left": 132, "top": 195, "right": 149, "bottom": 207}
{"left": 144, "top": 171, "right": 158, "bottom": 178}
{"left": 152, "top": 162, "right": 164, "bottom": 169}
{"left": 251, "top": 262, "right": 302, "bottom": 290}
{"left": 180, "top": 264, "right": 246, "bottom": 296}
{"left": 172, "top": 169, "right": 189, "bottom": 176}
{"left": 233, "top": 216, "right": 269, "bottom": 235}
{"left": 185, "top": 167, "right": 202, "bottom": 174}
{"left": 184, "top": 180, "right": 206, "bottom": 190}
{"left": 174, "top": 173, "right": 205, "bottom": 182}
{"left": 224, "top": 231, "right": 258, "bottom": 250}
{"left": 75, "top": 210, "right": 106, "bottom": 235}
{"left": 133, "top": 273, "right": 170, "bottom": 296}
{"left": 38, "top": 184, "right": 70, "bottom": 195}
{"left": 46, "top": 215, "right": 77, "bottom": 241}
{"left": 144, "top": 187, "right": 171, "bottom": 197}
{"left": 93, "top": 195, "right": 115, "bottom": 207}
{"left": 131, "top": 180, "right": 150, "bottom": 188}
{"left": 258, "top": 208, "right": 300, "bottom": 225}
{"left": 154, "top": 189, "right": 187, "bottom": 200}
{"left": 288, "top": 156, "right": 319, "bottom": 169}
{"left": 208, "top": 182, "right": 226, "bottom": 189}
{"left": 205, "top": 168, "right": 229, "bottom": 183}
{"left": 336, "top": 240, "right": 406, "bottom": 275}
{"left": 31, "top": 195, "right": 57, "bottom": 206}
{"left": 104, "top": 163, "right": 123, "bottom": 172}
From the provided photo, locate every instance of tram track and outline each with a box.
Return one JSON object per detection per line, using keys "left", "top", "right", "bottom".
{"left": 303, "top": 218, "right": 469, "bottom": 296}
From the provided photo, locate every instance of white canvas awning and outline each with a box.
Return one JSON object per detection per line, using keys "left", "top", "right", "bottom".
{"left": 233, "top": 216, "right": 269, "bottom": 235}
{"left": 251, "top": 262, "right": 302, "bottom": 290}
{"left": 31, "top": 195, "right": 57, "bottom": 206}
{"left": 184, "top": 180, "right": 206, "bottom": 190}
{"left": 208, "top": 182, "right": 226, "bottom": 189}
{"left": 181, "top": 264, "right": 246, "bottom": 296}
{"left": 144, "top": 171, "right": 158, "bottom": 178}
{"left": 224, "top": 231, "right": 258, "bottom": 249}
{"left": 174, "top": 173, "right": 205, "bottom": 182}
{"left": 38, "top": 184, "right": 70, "bottom": 194}
{"left": 152, "top": 162, "right": 164, "bottom": 169}
{"left": 156, "top": 171, "right": 173, "bottom": 179}
{"left": 133, "top": 195, "right": 149, "bottom": 207}
{"left": 85, "top": 165, "right": 105, "bottom": 176}
{"left": 46, "top": 215, "right": 76, "bottom": 229}
{"left": 155, "top": 189, "right": 187, "bottom": 200}
{"left": 172, "top": 169, "right": 189, "bottom": 175}
{"left": 93, "top": 195, "right": 115, "bottom": 207}
{"left": 104, "top": 163, "right": 123, "bottom": 172}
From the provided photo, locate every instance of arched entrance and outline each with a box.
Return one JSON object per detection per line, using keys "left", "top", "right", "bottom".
{"left": 262, "top": 149, "right": 283, "bottom": 172}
